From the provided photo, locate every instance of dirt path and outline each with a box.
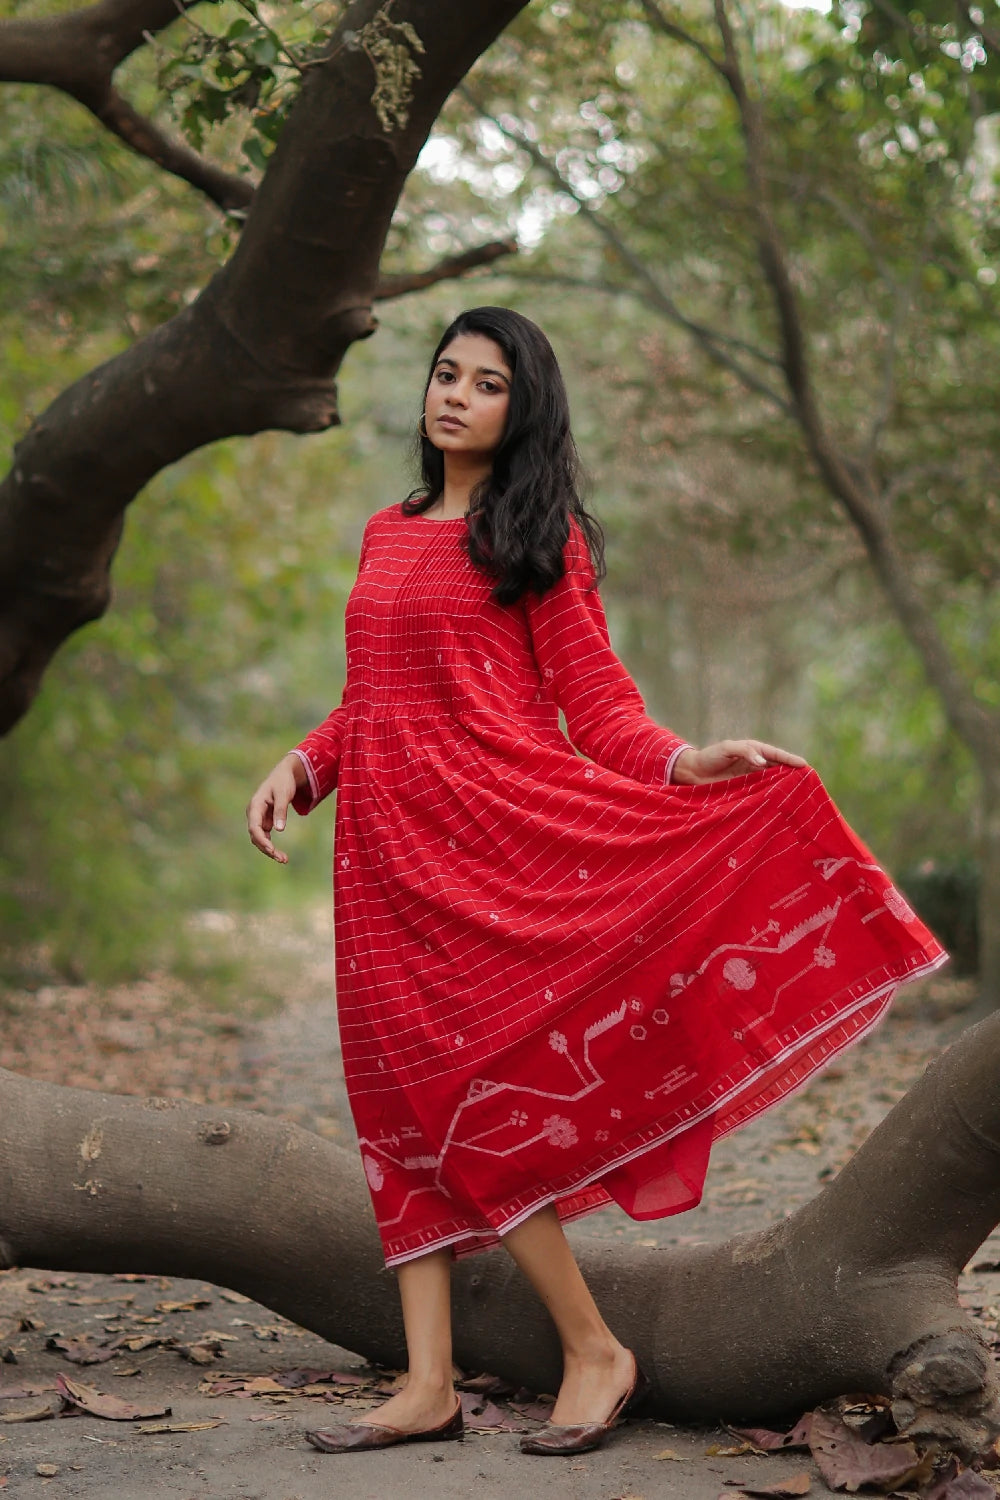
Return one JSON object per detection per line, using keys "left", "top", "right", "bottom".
{"left": 1, "top": 912, "right": 996, "bottom": 1498}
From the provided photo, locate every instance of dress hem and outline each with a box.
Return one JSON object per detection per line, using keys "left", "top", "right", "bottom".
{"left": 380, "top": 946, "right": 948, "bottom": 1267}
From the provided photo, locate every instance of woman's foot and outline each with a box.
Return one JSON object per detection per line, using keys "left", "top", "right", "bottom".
{"left": 520, "top": 1346, "right": 646, "bottom": 1456}
{"left": 356, "top": 1380, "right": 458, "bottom": 1435}
{"left": 549, "top": 1339, "right": 637, "bottom": 1426}
{"left": 305, "top": 1391, "right": 463, "bottom": 1453}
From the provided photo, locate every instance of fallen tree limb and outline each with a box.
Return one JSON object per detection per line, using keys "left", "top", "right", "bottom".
{"left": 2, "top": 1012, "right": 1000, "bottom": 1446}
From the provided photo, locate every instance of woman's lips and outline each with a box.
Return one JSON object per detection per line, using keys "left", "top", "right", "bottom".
{"left": 436, "top": 415, "right": 466, "bottom": 429}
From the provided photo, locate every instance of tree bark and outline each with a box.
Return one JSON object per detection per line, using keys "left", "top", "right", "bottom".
{"left": 3, "top": 1012, "right": 1000, "bottom": 1450}
{"left": 980, "top": 772, "right": 1000, "bottom": 1011}
{"left": 0, "top": 0, "right": 528, "bottom": 735}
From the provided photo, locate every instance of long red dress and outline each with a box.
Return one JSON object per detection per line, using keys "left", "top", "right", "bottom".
{"left": 292, "top": 502, "right": 945, "bottom": 1267}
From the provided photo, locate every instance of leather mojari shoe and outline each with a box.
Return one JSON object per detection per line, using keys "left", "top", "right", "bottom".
{"left": 519, "top": 1353, "right": 649, "bottom": 1456}
{"left": 304, "top": 1395, "right": 464, "bottom": 1453}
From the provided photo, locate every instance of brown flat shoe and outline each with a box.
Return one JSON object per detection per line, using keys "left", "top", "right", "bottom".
{"left": 305, "top": 1395, "right": 464, "bottom": 1453}
{"left": 519, "top": 1353, "right": 648, "bottom": 1456}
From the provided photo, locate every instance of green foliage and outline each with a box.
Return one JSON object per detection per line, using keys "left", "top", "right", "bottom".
{"left": 0, "top": 423, "right": 380, "bottom": 981}
{"left": 152, "top": 2, "right": 341, "bottom": 171}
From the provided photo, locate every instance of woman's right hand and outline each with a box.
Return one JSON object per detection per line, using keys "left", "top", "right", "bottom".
{"left": 246, "top": 753, "right": 308, "bottom": 864}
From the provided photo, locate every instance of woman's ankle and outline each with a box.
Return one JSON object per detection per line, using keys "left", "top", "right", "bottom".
{"left": 560, "top": 1333, "right": 627, "bottom": 1369}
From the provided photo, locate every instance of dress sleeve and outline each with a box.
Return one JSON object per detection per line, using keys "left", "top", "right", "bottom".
{"left": 289, "top": 516, "right": 372, "bottom": 816}
{"left": 523, "top": 521, "right": 691, "bottom": 787}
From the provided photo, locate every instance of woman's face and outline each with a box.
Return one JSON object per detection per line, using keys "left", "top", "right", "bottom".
{"left": 424, "top": 333, "right": 512, "bottom": 460}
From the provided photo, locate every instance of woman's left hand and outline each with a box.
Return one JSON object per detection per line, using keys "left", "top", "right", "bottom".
{"left": 672, "top": 740, "right": 808, "bottom": 786}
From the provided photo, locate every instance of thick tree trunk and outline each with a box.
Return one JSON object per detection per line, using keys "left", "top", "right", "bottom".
{"left": 3, "top": 1012, "right": 1000, "bottom": 1450}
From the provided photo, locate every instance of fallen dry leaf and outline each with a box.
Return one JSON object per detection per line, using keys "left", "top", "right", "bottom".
{"left": 45, "top": 1335, "right": 117, "bottom": 1366}
{"left": 177, "top": 1343, "right": 221, "bottom": 1366}
{"left": 925, "top": 1464, "right": 997, "bottom": 1498}
{"left": 134, "top": 1420, "right": 225, "bottom": 1434}
{"left": 0, "top": 1396, "right": 61, "bottom": 1424}
{"left": 54, "top": 1374, "right": 170, "bottom": 1422}
{"left": 272, "top": 1368, "right": 366, "bottom": 1390}
{"left": 730, "top": 1416, "right": 813, "bottom": 1452}
{"left": 459, "top": 1393, "right": 524, "bottom": 1432}
{"left": 724, "top": 1474, "right": 811, "bottom": 1496}
{"left": 808, "top": 1408, "right": 922, "bottom": 1492}
{"left": 155, "top": 1298, "right": 211, "bottom": 1315}
{"left": 459, "top": 1372, "right": 516, "bottom": 1397}
{"left": 508, "top": 1397, "right": 556, "bottom": 1423}
{"left": 654, "top": 1448, "right": 687, "bottom": 1460}
{"left": 707, "top": 1443, "right": 757, "bottom": 1457}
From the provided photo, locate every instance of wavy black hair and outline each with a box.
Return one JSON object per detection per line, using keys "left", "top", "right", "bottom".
{"left": 402, "top": 306, "right": 605, "bottom": 604}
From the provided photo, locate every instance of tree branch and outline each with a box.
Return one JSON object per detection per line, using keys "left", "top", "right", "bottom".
{"left": 96, "top": 85, "right": 255, "bottom": 212}
{"left": 374, "top": 237, "right": 517, "bottom": 300}
{"left": 508, "top": 268, "right": 784, "bottom": 369}
{"left": 0, "top": 0, "right": 253, "bottom": 213}
{"left": 636, "top": 0, "right": 729, "bottom": 79}
{"left": 458, "top": 87, "right": 792, "bottom": 415}
{"left": 0, "top": 0, "right": 531, "bottom": 733}
{"left": 711, "top": 0, "right": 1000, "bottom": 767}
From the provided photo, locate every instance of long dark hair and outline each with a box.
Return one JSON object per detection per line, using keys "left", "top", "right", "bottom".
{"left": 402, "top": 307, "right": 605, "bottom": 604}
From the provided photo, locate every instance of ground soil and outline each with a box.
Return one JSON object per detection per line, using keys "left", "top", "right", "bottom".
{"left": 1, "top": 911, "right": 996, "bottom": 1499}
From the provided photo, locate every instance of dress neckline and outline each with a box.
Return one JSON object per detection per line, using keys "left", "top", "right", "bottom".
{"left": 398, "top": 503, "right": 467, "bottom": 524}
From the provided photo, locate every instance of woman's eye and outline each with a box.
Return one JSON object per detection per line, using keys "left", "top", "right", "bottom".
{"left": 480, "top": 381, "right": 500, "bottom": 394}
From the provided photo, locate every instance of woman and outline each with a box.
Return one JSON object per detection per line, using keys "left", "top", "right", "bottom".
{"left": 246, "top": 306, "right": 945, "bottom": 1457}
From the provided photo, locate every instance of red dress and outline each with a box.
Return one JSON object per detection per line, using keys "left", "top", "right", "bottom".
{"left": 292, "top": 503, "right": 945, "bottom": 1266}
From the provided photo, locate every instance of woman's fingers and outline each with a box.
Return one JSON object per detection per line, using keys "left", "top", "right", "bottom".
{"left": 691, "top": 739, "right": 809, "bottom": 782}
{"left": 246, "top": 782, "right": 289, "bottom": 864}
{"left": 737, "top": 740, "right": 808, "bottom": 769}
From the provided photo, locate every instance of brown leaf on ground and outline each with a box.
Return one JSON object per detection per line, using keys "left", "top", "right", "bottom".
{"left": 114, "top": 1335, "right": 161, "bottom": 1353}
{"left": 723, "top": 1474, "right": 811, "bottom": 1496}
{"left": 808, "top": 1408, "right": 923, "bottom": 1492}
{"left": 729, "top": 1416, "right": 814, "bottom": 1452}
{"left": 155, "top": 1298, "right": 211, "bottom": 1315}
{"left": 45, "top": 1335, "right": 117, "bottom": 1365}
{"left": 654, "top": 1448, "right": 688, "bottom": 1460}
{"left": 54, "top": 1373, "right": 170, "bottom": 1421}
{"left": 925, "top": 1461, "right": 998, "bottom": 1498}
{"left": 459, "top": 1393, "right": 526, "bottom": 1432}
{"left": 134, "top": 1420, "right": 226, "bottom": 1434}
{"left": 0, "top": 1396, "right": 62, "bottom": 1423}
{"left": 707, "top": 1443, "right": 759, "bottom": 1456}
{"left": 508, "top": 1396, "right": 556, "bottom": 1422}
{"left": 272, "top": 1368, "right": 366, "bottom": 1390}
{"left": 458, "top": 1372, "right": 516, "bottom": 1397}
{"left": 177, "top": 1343, "right": 222, "bottom": 1366}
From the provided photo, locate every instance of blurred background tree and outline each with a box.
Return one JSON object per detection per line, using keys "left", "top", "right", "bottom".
{"left": 0, "top": 0, "right": 996, "bottom": 988}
